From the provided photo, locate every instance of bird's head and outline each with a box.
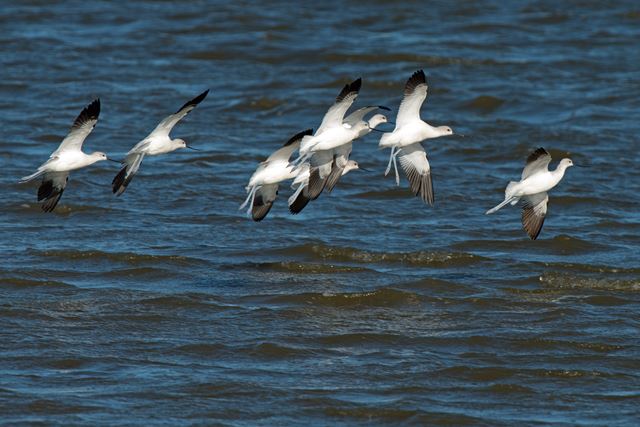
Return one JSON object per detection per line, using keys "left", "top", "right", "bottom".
{"left": 437, "top": 126, "right": 454, "bottom": 136}
{"left": 368, "top": 114, "right": 388, "bottom": 129}
{"left": 559, "top": 158, "right": 574, "bottom": 169}
{"left": 175, "top": 138, "right": 200, "bottom": 151}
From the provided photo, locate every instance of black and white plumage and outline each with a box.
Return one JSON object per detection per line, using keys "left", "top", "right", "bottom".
{"left": 324, "top": 106, "right": 389, "bottom": 193}
{"left": 112, "top": 89, "right": 209, "bottom": 196}
{"left": 379, "top": 70, "right": 455, "bottom": 206}
{"left": 240, "top": 129, "right": 313, "bottom": 221}
{"left": 19, "top": 99, "right": 110, "bottom": 212}
{"left": 486, "top": 147, "right": 574, "bottom": 240}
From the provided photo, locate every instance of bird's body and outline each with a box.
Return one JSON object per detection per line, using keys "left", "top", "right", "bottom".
{"left": 288, "top": 159, "right": 363, "bottom": 214}
{"left": 486, "top": 147, "right": 574, "bottom": 239}
{"left": 324, "top": 108, "right": 389, "bottom": 193}
{"left": 240, "top": 129, "right": 313, "bottom": 221}
{"left": 19, "top": 99, "right": 109, "bottom": 212}
{"left": 112, "top": 89, "right": 209, "bottom": 196}
{"left": 379, "top": 70, "right": 454, "bottom": 206}
{"left": 297, "top": 78, "right": 363, "bottom": 161}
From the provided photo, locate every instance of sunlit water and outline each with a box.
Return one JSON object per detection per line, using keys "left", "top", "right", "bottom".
{"left": 1, "top": 1, "right": 639, "bottom": 425}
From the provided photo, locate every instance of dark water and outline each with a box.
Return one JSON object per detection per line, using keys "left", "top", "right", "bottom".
{"left": 2, "top": 1, "right": 639, "bottom": 425}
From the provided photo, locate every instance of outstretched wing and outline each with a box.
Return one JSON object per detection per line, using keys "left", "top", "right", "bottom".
{"left": 307, "top": 150, "right": 333, "bottom": 200}
{"left": 54, "top": 99, "right": 100, "bottom": 154}
{"left": 316, "top": 78, "right": 362, "bottom": 135}
{"left": 325, "top": 142, "right": 352, "bottom": 193}
{"left": 522, "top": 147, "right": 552, "bottom": 180}
{"left": 396, "top": 70, "right": 427, "bottom": 128}
{"left": 343, "top": 105, "right": 389, "bottom": 127}
{"left": 398, "top": 142, "right": 434, "bottom": 206}
{"left": 112, "top": 152, "right": 145, "bottom": 196}
{"left": 521, "top": 192, "right": 548, "bottom": 240}
{"left": 38, "top": 171, "right": 69, "bottom": 212}
{"left": 149, "top": 89, "right": 209, "bottom": 137}
{"left": 252, "top": 184, "right": 278, "bottom": 221}
{"left": 267, "top": 129, "right": 313, "bottom": 163}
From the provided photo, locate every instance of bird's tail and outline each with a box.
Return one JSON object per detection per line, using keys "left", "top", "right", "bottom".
{"left": 486, "top": 196, "right": 515, "bottom": 215}
{"left": 19, "top": 170, "right": 44, "bottom": 183}
{"left": 505, "top": 181, "right": 518, "bottom": 197}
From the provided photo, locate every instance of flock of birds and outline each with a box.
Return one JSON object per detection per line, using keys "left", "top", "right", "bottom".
{"left": 19, "top": 70, "right": 575, "bottom": 240}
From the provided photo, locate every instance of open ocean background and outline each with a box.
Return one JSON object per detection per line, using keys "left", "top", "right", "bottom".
{"left": 1, "top": 1, "right": 639, "bottom": 425}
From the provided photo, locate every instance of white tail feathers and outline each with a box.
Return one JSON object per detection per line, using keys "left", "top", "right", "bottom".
{"left": 288, "top": 182, "right": 306, "bottom": 206}
{"left": 486, "top": 197, "right": 515, "bottom": 215}
{"left": 19, "top": 170, "right": 44, "bottom": 183}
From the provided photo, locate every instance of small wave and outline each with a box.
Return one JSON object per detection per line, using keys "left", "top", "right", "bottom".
{"left": 240, "top": 261, "right": 371, "bottom": 274}
{"left": 353, "top": 188, "right": 413, "bottom": 200}
{"left": 462, "top": 95, "right": 505, "bottom": 113}
{"left": 265, "top": 288, "right": 423, "bottom": 308}
{"left": 269, "top": 243, "right": 487, "bottom": 267}
{"left": 0, "top": 277, "right": 74, "bottom": 289}
{"left": 247, "top": 342, "right": 312, "bottom": 359}
{"left": 139, "top": 294, "right": 227, "bottom": 310}
{"left": 539, "top": 272, "right": 640, "bottom": 293}
{"left": 30, "top": 249, "right": 206, "bottom": 267}
{"left": 454, "top": 234, "right": 607, "bottom": 255}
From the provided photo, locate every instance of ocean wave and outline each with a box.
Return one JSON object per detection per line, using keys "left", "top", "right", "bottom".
{"left": 264, "top": 287, "right": 423, "bottom": 308}
{"left": 269, "top": 243, "right": 488, "bottom": 267}
{"left": 29, "top": 249, "right": 207, "bottom": 267}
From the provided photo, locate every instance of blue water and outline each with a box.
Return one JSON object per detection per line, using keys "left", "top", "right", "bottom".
{"left": 1, "top": 1, "right": 639, "bottom": 425}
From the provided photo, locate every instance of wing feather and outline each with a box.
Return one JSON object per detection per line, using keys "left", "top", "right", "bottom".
{"left": 54, "top": 99, "right": 100, "bottom": 153}
{"left": 522, "top": 147, "right": 552, "bottom": 179}
{"left": 149, "top": 89, "right": 209, "bottom": 137}
{"left": 316, "top": 78, "right": 361, "bottom": 134}
{"left": 397, "top": 143, "right": 434, "bottom": 206}
{"left": 38, "top": 172, "right": 69, "bottom": 212}
{"left": 521, "top": 192, "right": 548, "bottom": 240}
{"left": 395, "top": 70, "right": 427, "bottom": 128}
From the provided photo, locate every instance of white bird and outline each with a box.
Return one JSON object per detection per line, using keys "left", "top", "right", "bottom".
{"left": 240, "top": 129, "right": 313, "bottom": 221}
{"left": 288, "top": 159, "right": 364, "bottom": 214}
{"left": 295, "top": 78, "right": 369, "bottom": 199}
{"left": 486, "top": 147, "right": 574, "bottom": 240}
{"left": 324, "top": 106, "right": 390, "bottom": 193}
{"left": 379, "top": 70, "right": 455, "bottom": 206}
{"left": 19, "top": 99, "right": 113, "bottom": 212}
{"left": 112, "top": 89, "right": 209, "bottom": 196}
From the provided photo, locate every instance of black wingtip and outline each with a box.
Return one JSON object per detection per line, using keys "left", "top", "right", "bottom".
{"left": 526, "top": 147, "right": 550, "bottom": 164}
{"left": 405, "top": 70, "right": 426, "bottom": 95}
{"left": 283, "top": 129, "right": 313, "bottom": 147}
{"left": 336, "top": 77, "right": 362, "bottom": 103}
{"left": 351, "top": 77, "right": 362, "bottom": 93}
{"left": 175, "top": 89, "right": 209, "bottom": 114}
{"left": 72, "top": 98, "right": 100, "bottom": 129}
{"left": 111, "top": 166, "right": 132, "bottom": 196}
{"left": 289, "top": 191, "right": 311, "bottom": 214}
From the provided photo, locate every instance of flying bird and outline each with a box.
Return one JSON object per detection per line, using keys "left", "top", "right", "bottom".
{"left": 295, "top": 78, "right": 368, "bottom": 199}
{"left": 325, "top": 105, "right": 389, "bottom": 193}
{"left": 379, "top": 70, "right": 456, "bottom": 206}
{"left": 112, "top": 89, "right": 209, "bottom": 196}
{"left": 19, "top": 98, "right": 114, "bottom": 212}
{"left": 288, "top": 159, "right": 365, "bottom": 215}
{"left": 240, "top": 129, "right": 313, "bottom": 221}
{"left": 486, "top": 147, "right": 575, "bottom": 239}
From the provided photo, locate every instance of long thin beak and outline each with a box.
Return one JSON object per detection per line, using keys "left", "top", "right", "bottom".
{"left": 186, "top": 145, "right": 200, "bottom": 151}
{"left": 574, "top": 164, "right": 585, "bottom": 167}
{"left": 106, "top": 158, "right": 121, "bottom": 163}
{"left": 358, "top": 166, "right": 370, "bottom": 172}
{"left": 454, "top": 132, "right": 465, "bottom": 137}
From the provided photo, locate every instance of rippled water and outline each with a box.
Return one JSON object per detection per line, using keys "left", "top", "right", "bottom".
{"left": 1, "top": 1, "right": 639, "bottom": 425}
